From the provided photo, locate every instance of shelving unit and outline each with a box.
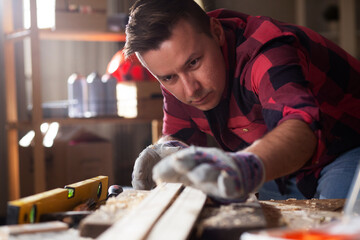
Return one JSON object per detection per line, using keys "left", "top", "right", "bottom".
{"left": 3, "top": 0, "right": 44, "bottom": 200}
{"left": 39, "top": 29, "right": 126, "bottom": 42}
{"left": 2, "top": 0, "right": 162, "bottom": 200}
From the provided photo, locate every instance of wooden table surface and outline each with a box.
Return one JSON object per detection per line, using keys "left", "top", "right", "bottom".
{"left": 193, "top": 198, "right": 345, "bottom": 240}
{"left": 3, "top": 192, "right": 346, "bottom": 240}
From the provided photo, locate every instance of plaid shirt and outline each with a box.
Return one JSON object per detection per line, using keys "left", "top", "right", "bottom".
{"left": 161, "top": 9, "right": 360, "bottom": 198}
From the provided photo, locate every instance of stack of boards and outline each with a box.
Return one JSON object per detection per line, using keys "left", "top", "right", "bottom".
{"left": 94, "top": 183, "right": 207, "bottom": 240}
{"left": 1, "top": 183, "right": 267, "bottom": 240}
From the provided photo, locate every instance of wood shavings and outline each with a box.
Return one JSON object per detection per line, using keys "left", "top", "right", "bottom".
{"left": 79, "top": 189, "right": 149, "bottom": 238}
{"left": 259, "top": 199, "right": 344, "bottom": 230}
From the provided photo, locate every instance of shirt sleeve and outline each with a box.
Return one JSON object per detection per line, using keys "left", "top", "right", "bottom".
{"left": 250, "top": 40, "right": 321, "bottom": 133}
{"left": 161, "top": 86, "right": 207, "bottom": 146}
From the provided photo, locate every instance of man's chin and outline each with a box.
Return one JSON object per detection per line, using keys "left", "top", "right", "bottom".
{"left": 192, "top": 101, "right": 218, "bottom": 111}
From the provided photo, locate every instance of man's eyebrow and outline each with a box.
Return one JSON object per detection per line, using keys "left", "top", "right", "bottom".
{"left": 155, "top": 53, "right": 199, "bottom": 80}
{"left": 156, "top": 74, "right": 171, "bottom": 80}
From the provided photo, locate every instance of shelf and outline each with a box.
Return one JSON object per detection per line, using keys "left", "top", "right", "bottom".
{"left": 5, "top": 29, "right": 31, "bottom": 41}
{"left": 7, "top": 117, "right": 162, "bottom": 130}
{"left": 39, "top": 29, "right": 126, "bottom": 42}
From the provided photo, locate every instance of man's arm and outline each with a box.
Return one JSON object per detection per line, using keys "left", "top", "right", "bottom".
{"left": 243, "top": 119, "right": 317, "bottom": 181}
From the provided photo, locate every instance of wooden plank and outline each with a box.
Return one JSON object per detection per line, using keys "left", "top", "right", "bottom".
{"left": 29, "top": 0, "right": 46, "bottom": 194}
{"left": 3, "top": 0, "right": 20, "bottom": 200}
{"left": 79, "top": 189, "right": 150, "bottom": 238}
{"left": 151, "top": 120, "right": 163, "bottom": 144}
{"left": 97, "top": 183, "right": 183, "bottom": 240}
{"left": 5, "top": 29, "right": 31, "bottom": 41}
{"left": 339, "top": 0, "right": 357, "bottom": 57}
{"left": 39, "top": 29, "right": 126, "bottom": 42}
{"left": 260, "top": 199, "right": 345, "bottom": 230}
{"left": 0, "top": 221, "right": 68, "bottom": 238}
{"left": 295, "top": 0, "right": 306, "bottom": 26}
{"left": 195, "top": 195, "right": 267, "bottom": 240}
{"left": 147, "top": 186, "right": 207, "bottom": 240}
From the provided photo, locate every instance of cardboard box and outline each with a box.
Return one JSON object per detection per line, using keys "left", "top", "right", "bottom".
{"left": 55, "top": 0, "right": 107, "bottom": 31}
{"left": 19, "top": 128, "right": 114, "bottom": 197}
{"left": 116, "top": 81, "right": 163, "bottom": 119}
{"left": 56, "top": 0, "right": 107, "bottom": 12}
{"left": 55, "top": 12, "right": 107, "bottom": 31}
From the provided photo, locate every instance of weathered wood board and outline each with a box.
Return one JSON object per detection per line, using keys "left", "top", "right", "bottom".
{"left": 97, "top": 183, "right": 207, "bottom": 240}
{"left": 79, "top": 189, "right": 149, "bottom": 238}
{"left": 193, "top": 195, "right": 267, "bottom": 240}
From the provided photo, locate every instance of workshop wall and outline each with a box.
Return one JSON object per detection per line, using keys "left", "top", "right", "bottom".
{"left": 0, "top": 0, "right": 8, "bottom": 222}
{"left": 213, "top": 0, "right": 296, "bottom": 23}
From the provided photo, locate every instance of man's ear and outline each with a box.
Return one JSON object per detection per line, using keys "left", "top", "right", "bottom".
{"left": 210, "top": 17, "right": 225, "bottom": 46}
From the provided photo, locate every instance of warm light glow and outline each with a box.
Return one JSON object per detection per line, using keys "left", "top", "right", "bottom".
{"left": 40, "top": 122, "right": 49, "bottom": 133}
{"left": 19, "top": 130, "right": 35, "bottom": 147}
{"left": 107, "top": 53, "right": 122, "bottom": 74}
{"left": 23, "top": 0, "right": 55, "bottom": 29}
{"left": 117, "top": 84, "right": 138, "bottom": 118}
{"left": 43, "top": 122, "right": 59, "bottom": 148}
{"left": 19, "top": 122, "right": 59, "bottom": 147}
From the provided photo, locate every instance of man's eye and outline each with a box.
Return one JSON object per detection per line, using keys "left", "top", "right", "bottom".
{"left": 189, "top": 58, "right": 200, "bottom": 68}
{"left": 161, "top": 75, "right": 173, "bottom": 82}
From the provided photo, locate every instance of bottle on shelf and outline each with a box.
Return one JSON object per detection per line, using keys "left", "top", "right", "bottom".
{"left": 87, "top": 72, "right": 106, "bottom": 117}
{"left": 102, "top": 73, "right": 118, "bottom": 116}
{"left": 67, "top": 73, "right": 88, "bottom": 118}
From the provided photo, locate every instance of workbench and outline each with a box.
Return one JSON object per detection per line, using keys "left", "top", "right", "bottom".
{"left": 3, "top": 194, "right": 345, "bottom": 240}
{"left": 195, "top": 198, "right": 345, "bottom": 240}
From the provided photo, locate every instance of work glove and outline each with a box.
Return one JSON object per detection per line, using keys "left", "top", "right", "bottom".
{"left": 131, "top": 140, "right": 188, "bottom": 190}
{"left": 152, "top": 146, "right": 265, "bottom": 202}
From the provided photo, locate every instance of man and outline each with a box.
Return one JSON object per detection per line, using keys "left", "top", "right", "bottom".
{"left": 124, "top": 0, "right": 360, "bottom": 202}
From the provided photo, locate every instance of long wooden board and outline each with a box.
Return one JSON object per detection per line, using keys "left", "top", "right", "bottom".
{"left": 0, "top": 221, "right": 68, "bottom": 239}
{"left": 97, "top": 183, "right": 183, "bottom": 240}
{"left": 79, "top": 189, "right": 150, "bottom": 238}
{"left": 147, "top": 186, "right": 207, "bottom": 240}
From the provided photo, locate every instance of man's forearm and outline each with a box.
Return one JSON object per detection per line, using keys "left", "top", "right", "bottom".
{"left": 243, "top": 119, "right": 317, "bottom": 181}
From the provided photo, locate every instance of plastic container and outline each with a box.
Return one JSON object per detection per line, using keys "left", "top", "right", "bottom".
{"left": 102, "top": 73, "right": 118, "bottom": 116}
{"left": 67, "top": 73, "right": 87, "bottom": 118}
{"left": 87, "top": 72, "right": 106, "bottom": 117}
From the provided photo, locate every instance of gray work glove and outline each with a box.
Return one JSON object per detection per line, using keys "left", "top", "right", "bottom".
{"left": 152, "top": 146, "right": 265, "bottom": 202}
{"left": 131, "top": 140, "right": 188, "bottom": 190}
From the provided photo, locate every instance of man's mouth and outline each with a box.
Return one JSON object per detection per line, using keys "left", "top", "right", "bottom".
{"left": 190, "top": 92, "right": 210, "bottom": 105}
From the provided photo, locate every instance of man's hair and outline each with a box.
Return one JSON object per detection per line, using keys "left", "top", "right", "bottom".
{"left": 124, "top": 0, "right": 211, "bottom": 58}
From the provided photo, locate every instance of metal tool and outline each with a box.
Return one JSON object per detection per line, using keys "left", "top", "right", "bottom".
{"left": 107, "top": 185, "right": 123, "bottom": 199}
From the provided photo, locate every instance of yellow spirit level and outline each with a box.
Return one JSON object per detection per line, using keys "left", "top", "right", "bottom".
{"left": 7, "top": 176, "right": 108, "bottom": 224}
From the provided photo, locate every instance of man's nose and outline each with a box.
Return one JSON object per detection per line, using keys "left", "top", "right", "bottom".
{"left": 181, "top": 75, "right": 200, "bottom": 97}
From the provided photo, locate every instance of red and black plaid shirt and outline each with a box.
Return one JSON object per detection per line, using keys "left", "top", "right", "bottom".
{"left": 161, "top": 9, "right": 360, "bottom": 198}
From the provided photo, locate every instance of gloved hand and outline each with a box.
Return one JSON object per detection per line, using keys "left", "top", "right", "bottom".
{"left": 152, "top": 146, "right": 265, "bottom": 202}
{"left": 131, "top": 140, "right": 188, "bottom": 190}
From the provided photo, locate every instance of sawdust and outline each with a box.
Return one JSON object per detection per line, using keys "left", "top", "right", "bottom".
{"left": 259, "top": 199, "right": 344, "bottom": 229}
{"left": 92, "top": 189, "right": 149, "bottom": 222}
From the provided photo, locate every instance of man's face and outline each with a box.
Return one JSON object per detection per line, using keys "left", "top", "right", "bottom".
{"left": 139, "top": 18, "right": 226, "bottom": 111}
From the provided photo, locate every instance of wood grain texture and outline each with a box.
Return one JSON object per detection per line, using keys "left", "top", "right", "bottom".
{"left": 194, "top": 195, "right": 267, "bottom": 240}
{"left": 79, "top": 189, "right": 149, "bottom": 238}
{"left": 97, "top": 183, "right": 183, "bottom": 240}
{"left": 3, "top": 0, "right": 20, "bottom": 200}
{"left": 147, "top": 186, "right": 207, "bottom": 240}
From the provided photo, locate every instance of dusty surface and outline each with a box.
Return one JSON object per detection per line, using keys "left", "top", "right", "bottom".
{"left": 192, "top": 198, "right": 345, "bottom": 240}
{"left": 259, "top": 199, "right": 345, "bottom": 229}
{"left": 5, "top": 191, "right": 346, "bottom": 240}
{"left": 79, "top": 189, "right": 149, "bottom": 238}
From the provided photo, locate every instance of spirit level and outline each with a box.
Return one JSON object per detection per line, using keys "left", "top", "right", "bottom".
{"left": 7, "top": 176, "right": 108, "bottom": 224}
